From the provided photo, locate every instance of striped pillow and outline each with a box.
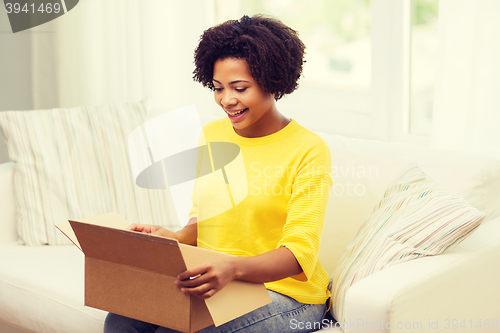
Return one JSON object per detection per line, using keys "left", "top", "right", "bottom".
{"left": 0, "top": 100, "right": 175, "bottom": 245}
{"left": 330, "top": 164, "right": 485, "bottom": 324}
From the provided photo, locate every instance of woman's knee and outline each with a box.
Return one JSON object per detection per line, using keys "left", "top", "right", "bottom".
{"left": 104, "top": 312, "right": 158, "bottom": 333}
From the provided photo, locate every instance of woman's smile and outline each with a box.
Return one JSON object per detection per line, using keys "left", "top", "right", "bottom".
{"left": 224, "top": 107, "right": 248, "bottom": 118}
{"left": 212, "top": 57, "right": 289, "bottom": 138}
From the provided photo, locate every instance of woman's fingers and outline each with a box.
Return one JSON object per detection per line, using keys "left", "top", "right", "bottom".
{"left": 175, "top": 274, "right": 208, "bottom": 288}
{"left": 175, "top": 264, "right": 216, "bottom": 296}
{"left": 175, "top": 259, "right": 237, "bottom": 299}
{"left": 179, "top": 283, "right": 215, "bottom": 298}
{"left": 177, "top": 265, "right": 207, "bottom": 281}
{"left": 126, "top": 225, "right": 179, "bottom": 240}
{"left": 126, "top": 224, "right": 157, "bottom": 233}
{"left": 126, "top": 224, "right": 139, "bottom": 231}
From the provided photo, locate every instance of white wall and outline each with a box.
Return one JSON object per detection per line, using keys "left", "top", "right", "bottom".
{"left": 0, "top": 10, "right": 34, "bottom": 163}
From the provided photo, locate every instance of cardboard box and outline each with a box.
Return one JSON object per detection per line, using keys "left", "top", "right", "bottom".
{"left": 56, "top": 212, "right": 271, "bottom": 333}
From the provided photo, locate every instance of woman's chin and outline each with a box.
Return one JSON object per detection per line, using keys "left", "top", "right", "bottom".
{"left": 230, "top": 119, "right": 249, "bottom": 130}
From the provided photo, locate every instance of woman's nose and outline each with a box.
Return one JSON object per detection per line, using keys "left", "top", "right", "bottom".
{"left": 220, "top": 93, "right": 237, "bottom": 107}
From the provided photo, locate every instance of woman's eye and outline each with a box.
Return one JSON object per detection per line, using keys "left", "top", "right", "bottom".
{"left": 235, "top": 88, "right": 247, "bottom": 92}
{"left": 214, "top": 87, "right": 223, "bottom": 92}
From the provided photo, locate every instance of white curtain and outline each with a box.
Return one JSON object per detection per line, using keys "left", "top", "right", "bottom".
{"left": 31, "top": 0, "right": 216, "bottom": 114}
{"left": 431, "top": 0, "right": 500, "bottom": 160}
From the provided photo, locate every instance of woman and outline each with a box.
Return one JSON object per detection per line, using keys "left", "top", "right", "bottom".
{"left": 105, "top": 14, "right": 332, "bottom": 333}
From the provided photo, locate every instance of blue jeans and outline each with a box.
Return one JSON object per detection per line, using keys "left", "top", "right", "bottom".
{"left": 104, "top": 290, "right": 327, "bottom": 333}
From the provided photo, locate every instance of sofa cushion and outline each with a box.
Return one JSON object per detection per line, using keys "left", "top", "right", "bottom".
{"left": 317, "top": 132, "right": 500, "bottom": 276}
{"left": 0, "top": 162, "right": 16, "bottom": 244}
{"left": 0, "top": 100, "right": 176, "bottom": 245}
{"left": 0, "top": 244, "right": 106, "bottom": 333}
{"left": 330, "top": 164, "right": 485, "bottom": 324}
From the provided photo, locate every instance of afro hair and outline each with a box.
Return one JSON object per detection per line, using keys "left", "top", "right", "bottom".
{"left": 193, "top": 14, "right": 306, "bottom": 101}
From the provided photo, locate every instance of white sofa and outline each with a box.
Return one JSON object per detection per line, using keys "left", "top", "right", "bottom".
{"left": 1, "top": 131, "right": 500, "bottom": 333}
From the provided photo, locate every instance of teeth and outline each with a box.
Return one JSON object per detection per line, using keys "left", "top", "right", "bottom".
{"left": 228, "top": 109, "right": 246, "bottom": 116}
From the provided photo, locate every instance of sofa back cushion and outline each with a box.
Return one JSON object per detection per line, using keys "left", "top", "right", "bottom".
{"left": 0, "top": 100, "right": 177, "bottom": 245}
{"left": 318, "top": 133, "right": 500, "bottom": 276}
{"left": 330, "top": 164, "right": 485, "bottom": 323}
{"left": 0, "top": 162, "right": 16, "bottom": 244}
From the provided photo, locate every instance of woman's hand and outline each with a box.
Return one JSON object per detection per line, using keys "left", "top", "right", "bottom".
{"left": 175, "top": 257, "right": 238, "bottom": 299}
{"left": 126, "top": 224, "right": 178, "bottom": 240}
{"left": 126, "top": 219, "right": 198, "bottom": 246}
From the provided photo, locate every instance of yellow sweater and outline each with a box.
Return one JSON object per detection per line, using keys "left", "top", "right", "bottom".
{"left": 188, "top": 118, "right": 332, "bottom": 304}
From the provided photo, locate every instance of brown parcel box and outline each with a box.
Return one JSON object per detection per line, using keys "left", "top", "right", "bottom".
{"left": 56, "top": 212, "right": 272, "bottom": 333}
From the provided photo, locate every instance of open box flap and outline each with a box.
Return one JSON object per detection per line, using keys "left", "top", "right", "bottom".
{"left": 70, "top": 221, "right": 186, "bottom": 277}
{"left": 179, "top": 244, "right": 272, "bottom": 327}
{"left": 56, "top": 211, "right": 131, "bottom": 251}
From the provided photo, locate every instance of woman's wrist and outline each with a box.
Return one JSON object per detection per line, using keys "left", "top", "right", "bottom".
{"left": 231, "top": 256, "right": 244, "bottom": 280}
{"left": 175, "top": 222, "right": 197, "bottom": 245}
{"left": 227, "top": 247, "right": 302, "bottom": 284}
{"left": 153, "top": 227, "right": 178, "bottom": 240}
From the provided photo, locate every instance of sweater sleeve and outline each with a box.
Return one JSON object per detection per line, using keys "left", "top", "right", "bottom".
{"left": 276, "top": 140, "right": 332, "bottom": 281}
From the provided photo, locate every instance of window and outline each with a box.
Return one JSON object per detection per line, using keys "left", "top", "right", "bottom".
{"left": 221, "top": 0, "right": 372, "bottom": 94}
{"left": 410, "top": 0, "right": 439, "bottom": 135}
{"left": 213, "top": 0, "right": 439, "bottom": 143}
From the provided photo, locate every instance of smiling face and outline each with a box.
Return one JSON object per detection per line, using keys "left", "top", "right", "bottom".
{"left": 213, "top": 57, "right": 288, "bottom": 138}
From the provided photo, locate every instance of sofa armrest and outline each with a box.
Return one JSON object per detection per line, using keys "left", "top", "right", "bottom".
{"left": 342, "top": 216, "right": 500, "bottom": 333}
{"left": 0, "top": 162, "right": 17, "bottom": 244}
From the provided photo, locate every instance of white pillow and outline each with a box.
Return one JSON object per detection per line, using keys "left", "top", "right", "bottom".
{"left": 0, "top": 99, "right": 175, "bottom": 245}
{"left": 330, "top": 164, "right": 485, "bottom": 324}
{"left": 317, "top": 132, "right": 500, "bottom": 278}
